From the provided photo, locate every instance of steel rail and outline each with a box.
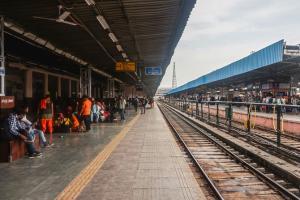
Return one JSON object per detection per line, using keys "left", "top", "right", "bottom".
{"left": 158, "top": 103, "right": 224, "bottom": 200}
{"left": 193, "top": 109, "right": 300, "bottom": 162}
{"left": 161, "top": 102, "right": 300, "bottom": 200}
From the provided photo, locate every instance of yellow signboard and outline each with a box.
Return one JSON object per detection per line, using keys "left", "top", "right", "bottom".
{"left": 115, "top": 62, "right": 136, "bottom": 72}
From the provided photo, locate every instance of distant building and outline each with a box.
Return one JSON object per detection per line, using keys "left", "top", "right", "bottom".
{"left": 155, "top": 87, "right": 172, "bottom": 97}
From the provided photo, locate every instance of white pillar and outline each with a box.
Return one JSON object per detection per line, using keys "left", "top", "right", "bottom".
{"left": 80, "top": 68, "right": 92, "bottom": 97}
{"left": 44, "top": 73, "right": 48, "bottom": 95}
{"left": 68, "top": 79, "right": 72, "bottom": 97}
{"left": 57, "top": 77, "right": 61, "bottom": 97}
{"left": 0, "top": 17, "right": 5, "bottom": 96}
{"left": 77, "top": 81, "right": 80, "bottom": 96}
{"left": 25, "top": 70, "right": 32, "bottom": 98}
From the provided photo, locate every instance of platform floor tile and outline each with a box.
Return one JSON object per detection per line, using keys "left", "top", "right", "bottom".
{"left": 77, "top": 106, "right": 207, "bottom": 200}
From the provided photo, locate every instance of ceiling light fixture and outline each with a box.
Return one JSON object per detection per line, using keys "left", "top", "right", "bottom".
{"left": 84, "top": 0, "right": 95, "bottom": 6}
{"left": 108, "top": 32, "right": 118, "bottom": 43}
{"left": 10, "top": 26, "right": 24, "bottom": 34}
{"left": 122, "top": 53, "right": 127, "bottom": 58}
{"left": 116, "top": 44, "right": 123, "bottom": 52}
{"left": 96, "top": 15, "right": 110, "bottom": 30}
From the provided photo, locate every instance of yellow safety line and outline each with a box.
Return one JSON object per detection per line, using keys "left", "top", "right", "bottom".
{"left": 56, "top": 114, "right": 140, "bottom": 200}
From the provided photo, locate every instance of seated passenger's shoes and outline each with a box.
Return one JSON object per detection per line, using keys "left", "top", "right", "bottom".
{"left": 28, "top": 154, "right": 35, "bottom": 159}
{"left": 34, "top": 151, "right": 42, "bottom": 157}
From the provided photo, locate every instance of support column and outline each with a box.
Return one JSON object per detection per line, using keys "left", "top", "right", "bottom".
{"left": 80, "top": 68, "right": 92, "bottom": 97}
{"left": 25, "top": 70, "right": 33, "bottom": 98}
{"left": 44, "top": 73, "right": 48, "bottom": 95}
{"left": 0, "top": 16, "right": 5, "bottom": 96}
{"left": 107, "top": 78, "right": 115, "bottom": 98}
{"left": 68, "top": 79, "right": 72, "bottom": 97}
{"left": 57, "top": 77, "right": 61, "bottom": 97}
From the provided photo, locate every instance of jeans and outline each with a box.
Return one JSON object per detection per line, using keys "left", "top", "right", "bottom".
{"left": 119, "top": 109, "right": 125, "bottom": 120}
{"left": 26, "top": 143, "right": 36, "bottom": 155}
{"left": 91, "top": 113, "right": 99, "bottom": 123}
{"left": 82, "top": 115, "right": 91, "bottom": 131}
{"left": 28, "top": 129, "right": 47, "bottom": 146}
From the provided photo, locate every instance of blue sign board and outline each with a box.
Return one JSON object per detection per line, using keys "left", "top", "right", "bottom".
{"left": 145, "top": 67, "right": 162, "bottom": 75}
{"left": 0, "top": 68, "right": 5, "bottom": 76}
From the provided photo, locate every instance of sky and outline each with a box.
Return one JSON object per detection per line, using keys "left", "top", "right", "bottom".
{"left": 159, "top": 0, "right": 300, "bottom": 88}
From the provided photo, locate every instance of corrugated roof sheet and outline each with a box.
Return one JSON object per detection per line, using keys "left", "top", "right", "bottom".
{"left": 167, "top": 40, "right": 285, "bottom": 95}
{"left": 0, "top": 0, "right": 196, "bottom": 95}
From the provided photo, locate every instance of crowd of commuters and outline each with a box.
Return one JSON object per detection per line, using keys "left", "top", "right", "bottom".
{"left": 181, "top": 92, "right": 300, "bottom": 114}
{"left": 1, "top": 93, "right": 155, "bottom": 159}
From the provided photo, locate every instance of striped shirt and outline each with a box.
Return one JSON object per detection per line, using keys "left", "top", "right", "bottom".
{"left": 6, "top": 114, "right": 27, "bottom": 136}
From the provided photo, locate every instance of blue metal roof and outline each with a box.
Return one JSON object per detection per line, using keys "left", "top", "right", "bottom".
{"left": 167, "top": 40, "right": 284, "bottom": 95}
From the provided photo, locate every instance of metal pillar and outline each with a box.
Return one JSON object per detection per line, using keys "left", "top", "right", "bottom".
{"left": 196, "top": 101, "right": 199, "bottom": 119}
{"left": 247, "top": 104, "right": 251, "bottom": 133}
{"left": 201, "top": 102, "right": 203, "bottom": 119}
{"left": 216, "top": 103, "right": 219, "bottom": 125}
{"left": 0, "top": 16, "right": 5, "bottom": 96}
{"left": 107, "top": 78, "right": 115, "bottom": 98}
{"left": 68, "top": 79, "right": 72, "bottom": 97}
{"left": 276, "top": 105, "right": 281, "bottom": 146}
{"left": 208, "top": 103, "right": 210, "bottom": 121}
{"left": 24, "top": 70, "right": 33, "bottom": 98}
{"left": 57, "top": 77, "right": 62, "bottom": 97}
{"left": 228, "top": 104, "right": 232, "bottom": 130}
{"left": 80, "top": 68, "right": 92, "bottom": 97}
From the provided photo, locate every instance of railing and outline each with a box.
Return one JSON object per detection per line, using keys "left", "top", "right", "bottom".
{"left": 163, "top": 98, "right": 300, "bottom": 146}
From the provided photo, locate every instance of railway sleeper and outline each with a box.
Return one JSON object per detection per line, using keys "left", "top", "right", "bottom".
{"left": 162, "top": 103, "right": 300, "bottom": 199}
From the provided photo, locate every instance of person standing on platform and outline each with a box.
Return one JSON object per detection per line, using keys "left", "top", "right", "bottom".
{"left": 140, "top": 97, "right": 147, "bottom": 114}
{"left": 118, "top": 96, "right": 127, "bottom": 121}
{"left": 91, "top": 99, "right": 100, "bottom": 123}
{"left": 80, "top": 95, "right": 92, "bottom": 131}
{"left": 133, "top": 96, "right": 139, "bottom": 112}
{"left": 38, "top": 93, "right": 54, "bottom": 145}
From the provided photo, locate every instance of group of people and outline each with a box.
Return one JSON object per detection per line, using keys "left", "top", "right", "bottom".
{"left": 131, "top": 96, "right": 154, "bottom": 114}
{"left": 55, "top": 95, "right": 129, "bottom": 133}
{"left": 1, "top": 93, "right": 156, "bottom": 159}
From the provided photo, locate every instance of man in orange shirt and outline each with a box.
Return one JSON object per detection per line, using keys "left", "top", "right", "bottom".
{"left": 79, "top": 95, "right": 92, "bottom": 131}
{"left": 38, "top": 94, "right": 54, "bottom": 144}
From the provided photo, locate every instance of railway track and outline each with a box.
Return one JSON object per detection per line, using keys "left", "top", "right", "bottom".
{"left": 158, "top": 102, "right": 300, "bottom": 200}
{"left": 199, "top": 105, "right": 300, "bottom": 151}
{"left": 200, "top": 111, "right": 300, "bottom": 164}
{"left": 176, "top": 103, "right": 300, "bottom": 163}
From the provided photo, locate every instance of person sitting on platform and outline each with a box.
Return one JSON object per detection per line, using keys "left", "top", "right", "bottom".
{"left": 21, "top": 105, "right": 50, "bottom": 148}
{"left": 65, "top": 106, "right": 80, "bottom": 132}
{"left": 97, "top": 100, "right": 106, "bottom": 122}
{"left": 4, "top": 108, "right": 42, "bottom": 158}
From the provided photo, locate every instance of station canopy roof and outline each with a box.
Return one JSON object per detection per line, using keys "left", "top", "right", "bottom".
{"left": 0, "top": 0, "right": 196, "bottom": 96}
{"left": 167, "top": 40, "right": 300, "bottom": 95}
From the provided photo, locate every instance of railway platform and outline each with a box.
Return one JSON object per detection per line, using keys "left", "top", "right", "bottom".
{"left": 0, "top": 107, "right": 207, "bottom": 200}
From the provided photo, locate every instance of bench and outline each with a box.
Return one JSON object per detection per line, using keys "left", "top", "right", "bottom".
{"left": 0, "top": 130, "right": 40, "bottom": 162}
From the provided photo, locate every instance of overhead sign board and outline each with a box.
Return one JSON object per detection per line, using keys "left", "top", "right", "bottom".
{"left": 0, "top": 67, "right": 5, "bottom": 76}
{"left": 0, "top": 96, "right": 15, "bottom": 109}
{"left": 115, "top": 62, "right": 136, "bottom": 72}
{"left": 145, "top": 67, "right": 162, "bottom": 75}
